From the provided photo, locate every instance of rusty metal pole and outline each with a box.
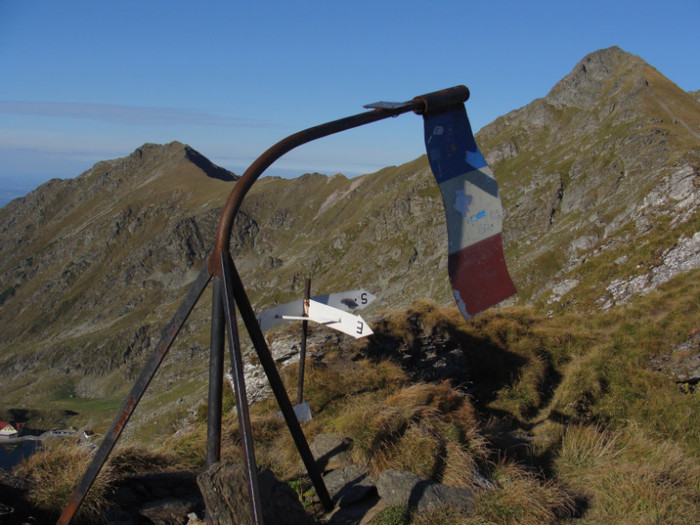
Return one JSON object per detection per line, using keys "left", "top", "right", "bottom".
{"left": 206, "top": 278, "right": 226, "bottom": 468}
{"left": 225, "top": 257, "right": 333, "bottom": 510}
{"left": 206, "top": 88, "right": 468, "bottom": 275}
{"left": 297, "top": 277, "right": 311, "bottom": 406}
{"left": 220, "top": 252, "right": 265, "bottom": 524}
{"left": 202, "top": 85, "right": 469, "bottom": 515}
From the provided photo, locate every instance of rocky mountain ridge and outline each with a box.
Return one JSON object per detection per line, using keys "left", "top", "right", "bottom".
{"left": 0, "top": 47, "right": 698, "bottom": 436}
{"left": 478, "top": 46, "right": 699, "bottom": 308}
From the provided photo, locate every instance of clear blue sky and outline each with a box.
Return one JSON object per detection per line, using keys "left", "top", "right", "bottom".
{"left": 1, "top": 0, "right": 698, "bottom": 202}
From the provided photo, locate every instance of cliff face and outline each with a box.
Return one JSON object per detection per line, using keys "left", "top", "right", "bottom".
{"left": 0, "top": 47, "right": 697, "bottom": 431}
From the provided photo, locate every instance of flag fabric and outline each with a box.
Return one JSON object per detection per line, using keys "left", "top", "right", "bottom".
{"left": 423, "top": 104, "right": 516, "bottom": 320}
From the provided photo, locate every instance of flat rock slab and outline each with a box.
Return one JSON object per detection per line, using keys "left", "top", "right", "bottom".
{"left": 376, "top": 469, "right": 474, "bottom": 514}
{"left": 310, "top": 433, "right": 353, "bottom": 472}
{"left": 323, "top": 464, "right": 376, "bottom": 507}
{"left": 139, "top": 497, "right": 198, "bottom": 525}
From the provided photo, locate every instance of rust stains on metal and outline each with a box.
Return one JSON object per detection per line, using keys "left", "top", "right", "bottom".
{"left": 56, "top": 496, "right": 81, "bottom": 525}
{"left": 411, "top": 85, "right": 470, "bottom": 115}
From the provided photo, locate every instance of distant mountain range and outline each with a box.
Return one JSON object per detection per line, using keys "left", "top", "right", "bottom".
{"left": 1, "top": 47, "right": 698, "bottom": 434}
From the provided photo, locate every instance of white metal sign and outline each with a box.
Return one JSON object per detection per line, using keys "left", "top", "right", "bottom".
{"left": 257, "top": 300, "right": 303, "bottom": 332}
{"left": 311, "top": 289, "right": 376, "bottom": 311}
{"left": 257, "top": 293, "right": 374, "bottom": 338}
{"left": 305, "top": 299, "right": 373, "bottom": 339}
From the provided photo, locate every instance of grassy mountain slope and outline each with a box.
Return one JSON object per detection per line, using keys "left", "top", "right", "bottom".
{"left": 14, "top": 272, "right": 699, "bottom": 523}
{"left": 0, "top": 46, "right": 697, "bottom": 440}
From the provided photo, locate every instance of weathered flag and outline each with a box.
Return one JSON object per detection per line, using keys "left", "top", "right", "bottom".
{"left": 423, "top": 104, "right": 516, "bottom": 320}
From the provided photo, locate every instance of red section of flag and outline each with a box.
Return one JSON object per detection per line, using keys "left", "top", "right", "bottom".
{"left": 448, "top": 233, "right": 516, "bottom": 318}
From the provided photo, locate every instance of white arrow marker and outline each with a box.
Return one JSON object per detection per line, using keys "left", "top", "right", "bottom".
{"left": 307, "top": 300, "right": 373, "bottom": 339}
{"left": 257, "top": 289, "right": 377, "bottom": 332}
{"left": 257, "top": 300, "right": 303, "bottom": 332}
{"left": 257, "top": 299, "right": 373, "bottom": 338}
{"left": 311, "top": 289, "right": 376, "bottom": 311}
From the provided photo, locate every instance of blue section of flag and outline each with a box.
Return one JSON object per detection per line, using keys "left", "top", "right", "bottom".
{"left": 466, "top": 150, "right": 487, "bottom": 170}
{"left": 423, "top": 104, "right": 486, "bottom": 184}
{"left": 470, "top": 209, "right": 487, "bottom": 221}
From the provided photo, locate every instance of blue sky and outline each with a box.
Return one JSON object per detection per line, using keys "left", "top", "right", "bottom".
{"left": 1, "top": 1, "right": 698, "bottom": 203}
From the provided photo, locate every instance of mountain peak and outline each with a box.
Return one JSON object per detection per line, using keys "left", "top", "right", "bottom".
{"left": 123, "top": 141, "right": 237, "bottom": 182}
{"left": 546, "top": 46, "right": 649, "bottom": 108}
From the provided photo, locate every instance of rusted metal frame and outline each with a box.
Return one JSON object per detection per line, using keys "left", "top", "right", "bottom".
{"left": 201, "top": 85, "right": 470, "bottom": 515}
{"left": 57, "top": 264, "right": 212, "bottom": 525}
{"left": 210, "top": 108, "right": 411, "bottom": 276}
{"left": 208, "top": 85, "right": 469, "bottom": 278}
{"left": 206, "top": 278, "right": 226, "bottom": 468}
{"left": 57, "top": 85, "right": 471, "bottom": 525}
{"left": 297, "top": 277, "right": 311, "bottom": 405}
{"left": 220, "top": 251, "right": 265, "bottom": 524}
{"left": 225, "top": 257, "right": 334, "bottom": 510}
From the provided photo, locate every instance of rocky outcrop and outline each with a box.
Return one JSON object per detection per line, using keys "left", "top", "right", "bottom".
{"left": 477, "top": 47, "right": 700, "bottom": 309}
{"left": 376, "top": 469, "right": 474, "bottom": 514}
{"left": 652, "top": 329, "right": 700, "bottom": 389}
{"left": 547, "top": 46, "right": 649, "bottom": 109}
{"left": 600, "top": 232, "right": 700, "bottom": 310}
{"left": 197, "top": 462, "right": 314, "bottom": 525}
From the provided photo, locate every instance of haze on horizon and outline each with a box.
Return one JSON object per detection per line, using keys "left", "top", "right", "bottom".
{"left": 1, "top": 0, "right": 698, "bottom": 206}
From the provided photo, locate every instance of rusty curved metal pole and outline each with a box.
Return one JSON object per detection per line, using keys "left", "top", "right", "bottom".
{"left": 204, "top": 85, "right": 470, "bottom": 514}
{"left": 208, "top": 85, "right": 470, "bottom": 275}
{"left": 57, "top": 85, "right": 470, "bottom": 525}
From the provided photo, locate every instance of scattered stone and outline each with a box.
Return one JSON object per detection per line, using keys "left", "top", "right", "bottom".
{"left": 325, "top": 496, "right": 386, "bottom": 525}
{"left": 323, "top": 464, "right": 376, "bottom": 507}
{"left": 376, "top": 469, "right": 475, "bottom": 514}
{"left": 652, "top": 329, "right": 700, "bottom": 388}
{"left": 547, "top": 278, "right": 579, "bottom": 304}
{"left": 139, "top": 497, "right": 196, "bottom": 525}
{"left": 602, "top": 232, "right": 700, "bottom": 310}
{"left": 186, "top": 511, "right": 207, "bottom": 524}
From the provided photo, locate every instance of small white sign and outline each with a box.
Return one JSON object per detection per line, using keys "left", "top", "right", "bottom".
{"left": 307, "top": 300, "right": 373, "bottom": 339}
{"left": 257, "top": 289, "right": 376, "bottom": 333}
{"left": 311, "top": 289, "right": 376, "bottom": 311}
{"left": 257, "top": 300, "right": 303, "bottom": 332}
{"left": 276, "top": 401, "right": 313, "bottom": 422}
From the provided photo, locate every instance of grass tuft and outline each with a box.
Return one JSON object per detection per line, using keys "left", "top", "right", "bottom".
{"left": 14, "top": 439, "right": 115, "bottom": 523}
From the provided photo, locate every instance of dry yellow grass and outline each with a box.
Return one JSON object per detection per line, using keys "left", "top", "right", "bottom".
{"left": 464, "top": 460, "right": 575, "bottom": 525}
{"left": 555, "top": 424, "right": 700, "bottom": 524}
{"left": 41, "top": 286, "right": 691, "bottom": 523}
{"left": 14, "top": 439, "right": 115, "bottom": 523}
{"left": 330, "top": 381, "right": 487, "bottom": 483}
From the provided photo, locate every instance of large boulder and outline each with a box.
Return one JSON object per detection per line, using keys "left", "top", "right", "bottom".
{"left": 197, "top": 462, "right": 314, "bottom": 525}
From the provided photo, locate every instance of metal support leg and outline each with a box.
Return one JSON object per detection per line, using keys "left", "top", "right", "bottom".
{"left": 220, "top": 252, "right": 264, "bottom": 524}
{"left": 224, "top": 255, "right": 333, "bottom": 510}
{"left": 207, "top": 278, "right": 225, "bottom": 467}
{"left": 57, "top": 264, "right": 211, "bottom": 525}
{"left": 297, "top": 278, "right": 311, "bottom": 405}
